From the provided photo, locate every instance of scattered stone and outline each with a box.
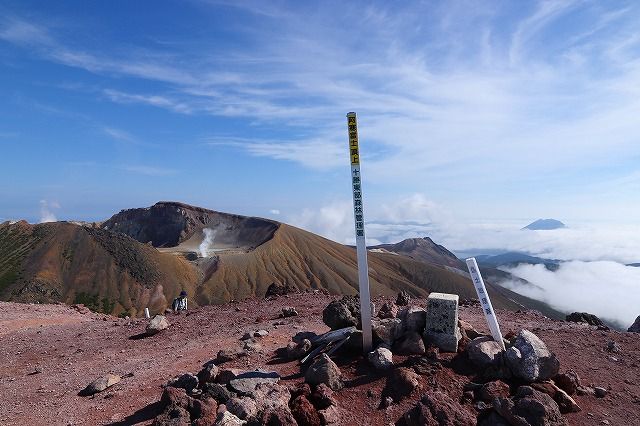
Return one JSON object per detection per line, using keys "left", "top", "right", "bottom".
{"left": 281, "top": 307, "right": 298, "bottom": 318}
{"left": 467, "top": 336, "right": 504, "bottom": 368}
{"left": 628, "top": 315, "right": 640, "bottom": 333}
{"left": 493, "top": 387, "right": 568, "bottom": 426}
{"left": 403, "top": 390, "right": 476, "bottom": 426}
{"left": 265, "top": 282, "right": 297, "bottom": 297}
{"left": 254, "top": 329, "right": 269, "bottom": 338}
{"left": 216, "top": 348, "right": 247, "bottom": 364}
{"left": 322, "top": 296, "right": 360, "bottom": 330}
{"left": 305, "top": 354, "right": 343, "bottom": 391}
{"left": 424, "top": 293, "right": 462, "bottom": 352}
{"left": 566, "top": 312, "right": 606, "bottom": 327}
{"left": 214, "top": 411, "right": 246, "bottom": 425}
{"left": 318, "top": 405, "right": 342, "bottom": 425}
{"left": 229, "top": 370, "right": 280, "bottom": 396}
{"left": 290, "top": 382, "right": 312, "bottom": 399}
{"left": 79, "top": 374, "right": 121, "bottom": 396}
{"left": 367, "top": 347, "right": 394, "bottom": 371}
{"left": 381, "top": 396, "right": 394, "bottom": 408}
{"left": 202, "top": 383, "right": 234, "bottom": 403}
{"left": 396, "top": 290, "right": 411, "bottom": 306}
{"left": 310, "top": 383, "right": 336, "bottom": 409}
{"left": 384, "top": 368, "right": 419, "bottom": 402}
{"left": 459, "top": 320, "right": 482, "bottom": 340}
{"left": 377, "top": 302, "right": 398, "bottom": 319}
{"left": 253, "top": 382, "right": 295, "bottom": 424}
{"left": 225, "top": 397, "right": 258, "bottom": 421}
{"left": 478, "top": 381, "right": 511, "bottom": 402}
{"left": 505, "top": 329, "right": 560, "bottom": 382}
{"left": 286, "top": 339, "right": 312, "bottom": 360}
{"left": 606, "top": 341, "right": 621, "bottom": 353}
{"left": 293, "top": 331, "right": 317, "bottom": 343}
{"left": 399, "top": 306, "right": 427, "bottom": 333}
{"left": 146, "top": 315, "right": 169, "bottom": 335}
{"left": 594, "top": 387, "right": 608, "bottom": 398}
{"left": 576, "top": 386, "right": 596, "bottom": 397}
{"left": 197, "top": 361, "right": 219, "bottom": 384}
{"left": 216, "top": 368, "right": 243, "bottom": 385}
{"left": 394, "top": 331, "right": 426, "bottom": 355}
{"left": 241, "top": 338, "right": 262, "bottom": 353}
{"left": 167, "top": 373, "right": 199, "bottom": 393}
{"left": 372, "top": 318, "right": 403, "bottom": 346}
{"left": 258, "top": 406, "right": 297, "bottom": 426}
{"left": 240, "top": 332, "right": 252, "bottom": 341}
{"left": 290, "top": 395, "right": 321, "bottom": 426}
{"left": 554, "top": 370, "right": 581, "bottom": 395}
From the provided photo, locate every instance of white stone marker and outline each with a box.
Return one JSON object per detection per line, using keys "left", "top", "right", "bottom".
{"left": 465, "top": 257, "right": 506, "bottom": 350}
{"left": 424, "top": 292, "right": 462, "bottom": 352}
{"left": 144, "top": 307, "right": 150, "bottom": 319}
{"left": 346, "top": 112, "right": 373, "bottom": 353}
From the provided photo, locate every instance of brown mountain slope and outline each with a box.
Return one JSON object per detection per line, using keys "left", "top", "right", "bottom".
{"left": 102, "top": 201, "right": 279, "bottom": 250}
{"left": 0, "top": 221, "right": 197, "bottom": 316}
{"left": 370, "top": 237, "right": 465, "bottom": 269}
{"left": 196, "top": 224, "right": 524, "bottom": 311}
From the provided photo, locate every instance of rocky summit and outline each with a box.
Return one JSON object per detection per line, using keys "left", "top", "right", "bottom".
{"left": 0, "top": 291, "right": 638, "bottom": 425}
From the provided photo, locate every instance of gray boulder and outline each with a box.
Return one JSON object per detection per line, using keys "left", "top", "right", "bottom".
{"left": 396, "top": 290, "right": 411, "bottom": 306}
{"left": 493, "top": 386, "right": 568, "bottom": 426}
{"left": 628, "top": 315, "right": 640, "bottom": 333}
{"left": 394, "top": 332, "right": 426, "bottom": 355}
{"left": 323, "top": 296, "right": 360, "bottom": 330}
{"left": 229, "top": 370, "right": 280, "bottom": 396}
{"left": 305, "top": 353, "right": 343, "bottom": 391}
{"left": 79, "top": 373, "right": 121, "bottom": 396}
{"left": 197, "top": 361, "right": 219, "bottom": 384}
{"left": 214, "top": 411, "right": 247, "bottom": 425}
{"left": 505, "top": 330, "right": 559, "bottom": 382}
{"left": 167, "top": 373, "right": 199, "bottom": 393}
{"left": 467, "top": 336, "right": 504, "bottom": 368}
{"left": 378, "top": 302, "right": 398, "bottom": 319}
{"left": 399, "top": 306, "right": 427, "bottom": 333}
{"left": 372, "top": 318, "right": 403, "bottom": 346}
{"left": 286, "top": 338, "right": 312, "bottom": 360}
{"left": 367, "top": 347, "right": 394, "bottom": 371}
{"left": 146, "top": 315, "right": 169, "bottom": 335}
{"left": 226, "top": 397, "right": 258, "bottom": 420}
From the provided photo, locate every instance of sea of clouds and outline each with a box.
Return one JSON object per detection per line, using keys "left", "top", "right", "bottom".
{"left": 287, "top": 195, "right": 640, "bottom": 327}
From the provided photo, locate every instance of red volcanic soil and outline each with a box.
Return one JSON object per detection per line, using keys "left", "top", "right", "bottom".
{"left": 1, "top": 295, "right": 639, "bottom": 425}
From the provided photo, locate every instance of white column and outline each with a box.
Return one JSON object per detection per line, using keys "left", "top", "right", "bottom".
{"left": 466, "top": 258, "right": 506, "bottom": 350}
{"left": 347, "top": 112, "right": 373, "bottom": 353}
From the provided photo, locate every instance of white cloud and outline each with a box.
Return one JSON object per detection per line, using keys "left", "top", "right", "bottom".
{"left": 269, "top": 209, "right": 280, "bottom": 215}
{"left": 120, "top": 165, "right": 177, "bottom": 176}
{"left": 501, "top": 261, "right": 640, "bottom": 328}
{"left": 287, "top": 200, "right": 353, "bottom": 244}
{"left": 39, "top": 199, "right": 59, "bottom": 223}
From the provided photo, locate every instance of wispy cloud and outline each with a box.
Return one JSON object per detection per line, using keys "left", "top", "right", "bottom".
{"left": 3, "top": 3, "right": 640, "bottom": 215}
{"left": 119, "top": 165, "right": 177, "bottom": 176}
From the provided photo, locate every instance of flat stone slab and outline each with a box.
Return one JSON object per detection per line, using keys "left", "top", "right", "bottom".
{"left": 229, "top": 370, "right": 280, "bottom": 396}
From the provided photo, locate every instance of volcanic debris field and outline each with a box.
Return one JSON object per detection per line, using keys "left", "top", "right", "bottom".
{"left": 1, "top": 292, "right": 639, "bottom": 425}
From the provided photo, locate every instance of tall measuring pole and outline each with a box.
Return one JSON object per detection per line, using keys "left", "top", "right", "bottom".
{"left": 346, "top": 112, "right": 373, "bottom": 353}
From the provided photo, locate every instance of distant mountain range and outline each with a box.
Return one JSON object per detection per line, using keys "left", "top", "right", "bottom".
{"left": 2, "top": 202, "right": 554, "bottom": 318}
{"left": 522, "top": 218, "right": 566, "bottom": 230}
{"left": 476, "top": 252, "right": 560, "bottom": 271}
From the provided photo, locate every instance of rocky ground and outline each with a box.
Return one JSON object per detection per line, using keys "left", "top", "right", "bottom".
{"left": 0, "top": 294, "right": 639, "bottom": 425}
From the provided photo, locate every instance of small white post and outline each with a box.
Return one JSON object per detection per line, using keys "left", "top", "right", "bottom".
{"left": 144, "top": 307, "right": 150, "bottom": 319}
{"left": 347, "top": 112, "right": 372, "bottom": 353}
{"left": 465, "top": 258, "right": 506, "bottom": 350}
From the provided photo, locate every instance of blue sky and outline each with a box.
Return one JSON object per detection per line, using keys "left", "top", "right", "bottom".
{"left": 1, "top": 0, "right": 640, "bottom": 241}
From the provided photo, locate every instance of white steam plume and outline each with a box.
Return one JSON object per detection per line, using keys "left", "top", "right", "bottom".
{"left": 500, "top": 261, "right": 640, "bottom": 329}
{"left": 39, "top": 200, "right": 60, "bottom": 223}
{"left": 199, "top": 228, "right": 217, "bottom": 257}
